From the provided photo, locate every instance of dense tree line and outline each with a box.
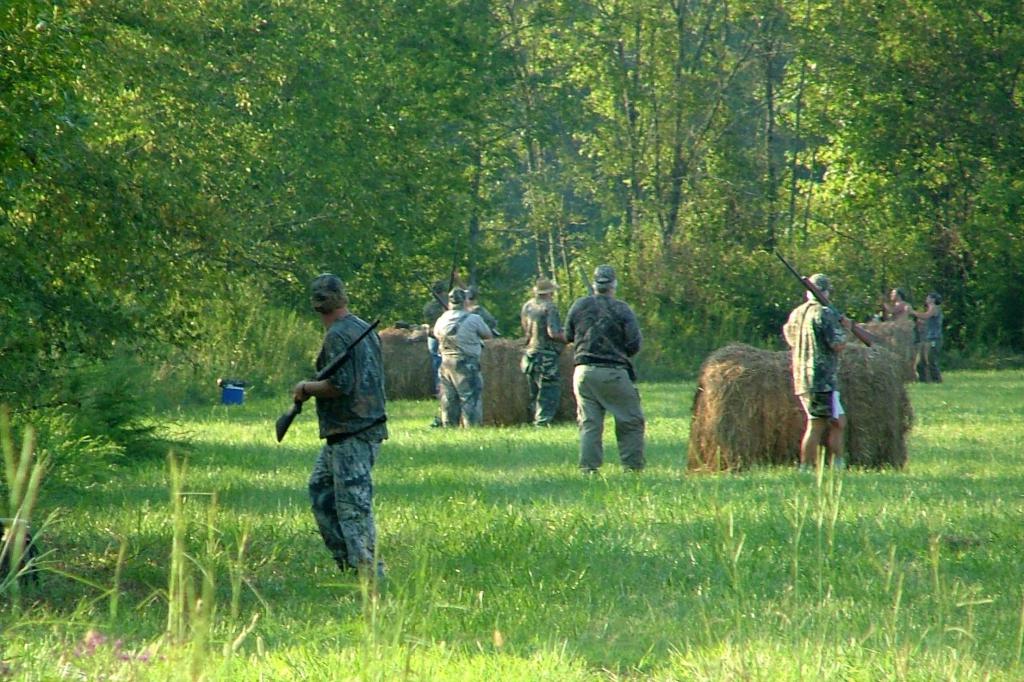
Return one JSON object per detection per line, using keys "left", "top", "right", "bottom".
{"left": 2, "top": 0, "right": 1022, "bottom": 439}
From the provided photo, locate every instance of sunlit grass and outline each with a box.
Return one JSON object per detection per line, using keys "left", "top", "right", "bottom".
{"left": 2, "top": 371, "right": 1023, "bottom": 679}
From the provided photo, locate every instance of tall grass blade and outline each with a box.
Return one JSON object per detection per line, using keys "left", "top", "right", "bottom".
{"left": 1, "top": 406, "right": 15, "bottom": 503}
{"left": 1015, "top": 591, "right": 1024, "bottom": 667}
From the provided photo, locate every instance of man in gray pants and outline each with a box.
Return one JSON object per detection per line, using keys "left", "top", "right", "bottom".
{"left": 564, "top": 265, "right": 645, "bottom": 472}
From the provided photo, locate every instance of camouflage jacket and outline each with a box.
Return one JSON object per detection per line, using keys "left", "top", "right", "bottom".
{"left": 315, "top": 314, "right": 388, "bottom": 441}
{"left": 469, "top": 304, "right": 499, "bottom": 335}
{"left": 423, "top": 298, "right": 446, "bottom": 330}
{"left": 783, "top": 300, "right": 846, "bottom": 394}
{"left": 520, "top": 297, "right": 564, "bottom": 354}
{"left": 565, "top": 294, "right": 641, "bottom": 371}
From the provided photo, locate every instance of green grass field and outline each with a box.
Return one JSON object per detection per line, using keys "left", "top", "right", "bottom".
{"left": 3, "top": 370, "right": 1024, "bottom": 680}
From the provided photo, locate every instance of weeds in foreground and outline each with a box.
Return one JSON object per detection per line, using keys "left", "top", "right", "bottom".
{"left": 1, "top": 406, "right": 48, "bottom": 611}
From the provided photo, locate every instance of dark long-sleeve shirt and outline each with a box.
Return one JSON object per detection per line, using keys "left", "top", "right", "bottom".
{"left": 564, "top": 294, "right": 641, "bottom": 370}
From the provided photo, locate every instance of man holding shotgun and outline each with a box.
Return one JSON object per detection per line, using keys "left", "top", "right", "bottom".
{"left": 290, "top": 274, "right": 387, "bottom": 578}
{"left": 782, "top": 272, "right": 854, "bottom": 473}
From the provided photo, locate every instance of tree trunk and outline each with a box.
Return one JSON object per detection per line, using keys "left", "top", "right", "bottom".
{"left": 468, "top": 151, "right": 482, "bottom": 286}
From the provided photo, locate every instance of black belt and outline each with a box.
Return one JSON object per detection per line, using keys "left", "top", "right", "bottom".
{"left": 325, "top": 416, "right": 387, "bottom": 445}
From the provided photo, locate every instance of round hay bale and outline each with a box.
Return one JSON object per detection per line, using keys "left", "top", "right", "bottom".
{"left": 380, "top": 326, "right": 434, "bottom": 400}
{"left": 688, "top": 344, "right": 804, "bottom": 471}
{"left": 862, "top": 319, "right": 917, "bottom": 381}
{"left": 480, "top": 339, "right": 532, "bottom": 426}
{"left": 687, "top": 343, "right": 912, "bottom": 471}
{"left": 479, "top": 339, "right": 577, "bottom": 426}
{"left": 557, "top": 345, "right": 577, "bottom": 419}
{"left": 839, "top": 343, "right": 914, "bottom": 469}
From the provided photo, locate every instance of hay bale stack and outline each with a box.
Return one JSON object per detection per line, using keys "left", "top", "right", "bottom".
{"left": 380, "top": 326, "right": 434, "bottom": 400}
{"left": 863, "top": 319, "right": 917, "bottom": 381}
{"left": 688, "top": 343, "right": 912, "bottom": 471}
{"left": 479, "top": 339, "right": 577, "bottom": 426}
{"left": 381, "top": 329, "right": 578, "bottom": 424}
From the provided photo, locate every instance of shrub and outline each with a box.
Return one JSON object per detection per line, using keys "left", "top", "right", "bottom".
{"left": 13, "top": 352, "right": 172, "bottom": 485}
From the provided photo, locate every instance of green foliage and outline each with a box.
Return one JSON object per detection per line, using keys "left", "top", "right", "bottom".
{"left": 0, "top": 407, "right": 46, "bottom": 608}
{"left": 14, "top": 353, "right": 172, "bottom": 486}
{"left": 798, "top": 0, "right": 1024, "bottom": 347}
{"left": 154, "top": 291, "right": 321, "bottom": 406}
{"left": 2, "top": 0, "right": 1023, "bottom": 443}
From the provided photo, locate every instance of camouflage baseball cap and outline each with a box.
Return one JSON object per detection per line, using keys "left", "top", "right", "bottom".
{"left": 593, "top": 264, "right": 616, "bottom": 285}
{"left": 533, "top": 276, "right": 558, "bottom": 294}
{"left": 310, "top": 273, "right": 347, "bottom": 313}
{"left": 808, "top": 273, "right": 831, "bottom": 293}
{"left": 448, "top": 288, "right": 467, "bottom": 306}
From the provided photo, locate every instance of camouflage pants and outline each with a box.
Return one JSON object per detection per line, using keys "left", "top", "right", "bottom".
{"left": 308, "top": 437, "right": 379, "bottom": 570}
{"left": 573, "top": 364, "right": 645, "bottom": 472}
{"left": 439, "top": 355, "right": 483, "bottom": 426}
{"left": 525, "top": 351, "right": 561, "bottom": 426}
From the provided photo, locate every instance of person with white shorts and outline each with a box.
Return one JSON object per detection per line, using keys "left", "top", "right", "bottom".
{"left": 783, "top": 273, "right": 854, "bottom": 472}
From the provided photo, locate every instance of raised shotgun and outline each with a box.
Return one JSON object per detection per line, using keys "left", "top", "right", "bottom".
{"left": 775, "top": 252, "right": 878, "bottom": 347}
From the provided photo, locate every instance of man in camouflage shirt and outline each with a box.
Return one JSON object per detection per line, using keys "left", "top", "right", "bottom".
{"left": 564, "top": 265, "right": 645, "bottom": 472}
{"left": 291, "top": 274, "right": 388, "bottom": 578}
{"left": 466, "top": 285, "right": 500, "bottom": 336}
{"left": 520, "top": 276, "right": 567, "bottom": 426}
{"left": 433, "top": 288, "right": 493, "bottom": 426}
{"left": 782, "top": 273, "right": 853, "bottom": 472}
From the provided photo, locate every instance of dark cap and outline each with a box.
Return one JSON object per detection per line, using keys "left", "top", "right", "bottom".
{"left": 310, "top": 274, "right": 347, "bottom": 313}
{"left": 808, "top": 273, "right": 831, "bottom": 293}
{"left": 593, "top": 264, "right": 616, "bottom": 285}
{"left": 448, "top": 288, "right": 467, "bottom": 306}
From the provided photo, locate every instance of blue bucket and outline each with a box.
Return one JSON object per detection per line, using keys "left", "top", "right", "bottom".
{"left": 220, "top": 385, "right": 245, "bottom": 405}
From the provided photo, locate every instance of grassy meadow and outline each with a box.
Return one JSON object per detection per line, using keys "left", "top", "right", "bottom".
{"left": 3, "top": 370, "right": 1024, "bottom": 680}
